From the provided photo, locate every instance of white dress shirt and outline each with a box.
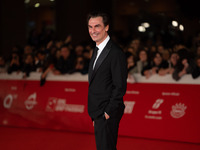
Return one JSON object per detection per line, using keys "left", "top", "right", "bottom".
{"left": 93, "top": 35, "right": 110, "bottom": 69}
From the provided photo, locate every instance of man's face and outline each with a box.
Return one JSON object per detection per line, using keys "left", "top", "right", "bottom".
{"left": 139, "top": 51, "right": 147, "bottom": 62}
{"left": 88, "top": 16, "right": 109, "bottom": 45}
{"left": 61, "top": 47, "right": 70, "bottom": 59}
{"left": 154, "top": 53, "right": 162, "bottom": 65}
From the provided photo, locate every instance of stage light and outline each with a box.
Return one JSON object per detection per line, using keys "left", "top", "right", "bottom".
{"left": 50, "top": 0, "right": 55, "bottom": 1}
{"left": 34, "top": 3, "right": 40, "bottom": 8}
{"left": 138, "top": 26, "right": 146, "bottom": 32}
{"left": 172, "top": 20, "right": 178, "bottom": 27}
{"left": 179, "top": 24, "right": 184, "bottom": 31}
{"left": 141, "top": 22, "right": 150, "bottom": 28}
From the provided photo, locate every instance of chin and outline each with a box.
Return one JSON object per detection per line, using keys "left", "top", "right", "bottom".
{"left": 92, "top": 38, "right": 99, "bottom": 43}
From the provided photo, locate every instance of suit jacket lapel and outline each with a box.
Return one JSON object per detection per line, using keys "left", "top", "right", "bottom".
{"left": 89, "top": 40, "right": 112, "bottom": 84}
{"left": 88, "top": 47, "right": 98, "bottom": 82}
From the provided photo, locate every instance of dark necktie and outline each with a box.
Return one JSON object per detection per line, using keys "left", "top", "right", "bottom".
{"left": 91, "top": 46, "right": 99, "bottom": 70}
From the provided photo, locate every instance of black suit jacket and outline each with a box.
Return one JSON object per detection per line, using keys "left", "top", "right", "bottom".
{"left": 88, "top": 39, "right": 127, "bottom": 120}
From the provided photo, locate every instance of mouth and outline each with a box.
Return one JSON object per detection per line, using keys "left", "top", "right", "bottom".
{"left": 91, "top": 33, "right": 98, "bottom": 38}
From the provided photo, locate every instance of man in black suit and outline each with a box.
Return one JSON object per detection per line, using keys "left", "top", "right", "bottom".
{"left": 87, "top": 11, "right": 127, "bottom": 150}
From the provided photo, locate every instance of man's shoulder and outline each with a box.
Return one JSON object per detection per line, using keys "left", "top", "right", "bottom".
{"left": 108, "top": 40, "right": 124, "bottom": 54}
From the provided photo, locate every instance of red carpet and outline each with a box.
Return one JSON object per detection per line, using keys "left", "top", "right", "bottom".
{"left": 0, "top": 126, "right": 199, "bottom": 150}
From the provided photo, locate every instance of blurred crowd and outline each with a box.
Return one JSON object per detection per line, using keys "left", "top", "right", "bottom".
{"left": 125, "top": 38, "right": 200, "bottom": 82}
{"left": 0, "top": 28, "right": 200, "bottom": 86}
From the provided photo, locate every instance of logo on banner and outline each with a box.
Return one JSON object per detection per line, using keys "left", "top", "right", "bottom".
{"left": 46, "top": 97, "right": 84, "bottom": 113}
{"left": 24, "top": 93, "right": 37, "bottom": 110}
{"left": 3, "top": 94, "right": 13, "bottom": 109}
{"left": 152, "top": 99, "right": 164, "bottom": 109}
{"left": 124, "top": 101, "right": 136, "bottom": 114}
{"left": 145, "top": 99, "right": 164, "bottom": 120}
{"left": 170, "top": 103, "right": 187, "bottom": 119}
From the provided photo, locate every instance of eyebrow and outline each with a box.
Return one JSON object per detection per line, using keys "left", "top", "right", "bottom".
{"left": 88, "top": 24, "right": 101, "bottom": 28}
{"left": 95, "top": 24, "right": 101, "bottom": 27}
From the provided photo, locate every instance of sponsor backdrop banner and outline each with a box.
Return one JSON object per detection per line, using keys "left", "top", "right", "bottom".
{"left": 0, "top": 75, "right": 200, "bottom": 143}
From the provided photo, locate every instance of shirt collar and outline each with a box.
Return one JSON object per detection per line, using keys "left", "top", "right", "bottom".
{"left": 96, "top": 35, "right": 110, "bottom": 51}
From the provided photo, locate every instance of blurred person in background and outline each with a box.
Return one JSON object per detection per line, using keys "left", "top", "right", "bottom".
{"left": 129, "top": 38, "right": 141, "bottom": 55}
{"left": 129, "top": 48, "right": 150, "bottom": 74}
{"left": 64, "top": 34, "right": 73, "bottom": 50}
{"left": 7, "top": 52, "right": 21, "bottom": 74}
{"left": 45, "top": 41, "right": 59, "bottom": 66}
{"left": 159, "top": 52, "right": 179, "bottom": 76}
{"left": 22, "top": 54, "right": 36, "bottom": 78}
{"left": 142, "top": 52, "right": 169, "bottom": 79}
{"left": 192, "top": 56, "right": 200, "bottom": 79}
{"left": 157, "top": 44, "right": 165, "bottom": 54}
{"left": 173, "top": 43, "right": 186, "bottom": 52}
{"left": 126, "top": 46, "right": 137, "bottom": 58}
{"left": 162, "top": 49, "right": 171, "bottom": 62}
{"left": 125, "top": 51, "right": 136, "bottom": 83}
{"left": 53, "top": 44, "right": 74, "bottom": 75}
{"left": 172, "top": 48, "right": 195, "bottom": 81}
{"left": 40, "top": 47, "right": 61, "bottom": 86}
{"left": 0, "top": 56, "right": 8, "bottom": 73}
{"left": 74, "top": 44, "right": 84, "bottom": 57}
{"left": 126, "top": 51, "right": 136, "bottom": 73}
{"left": 24, "top": 45, "right": 33, "bottom": 55}
{"left": 85, "top": 43, "right": 94, "bottom": 56}
{"left": 40, "top": 44, "right": 73, "bottom": 85}
{"left": 148, "top": 44, "right": 157, "bottom": 60}
{"left": 69, "top": 56, "right": 88, "bottom": 74}
{"left": 55, "top": 40, "right": 64, "bottom": 49}
{"left": 82, "top": 49, "right": 91, "bottom": 72}
{"left": 35, "top": 50, "right": 47, "bottom": 72}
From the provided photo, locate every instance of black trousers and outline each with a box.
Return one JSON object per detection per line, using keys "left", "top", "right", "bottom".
{"left": 94, "top": 107, "right": 124, "bottom": 150}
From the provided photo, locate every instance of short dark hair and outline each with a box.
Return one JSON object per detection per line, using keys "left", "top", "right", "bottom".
{"left": 87, "top": 11, "right": 110, "bottom": 27}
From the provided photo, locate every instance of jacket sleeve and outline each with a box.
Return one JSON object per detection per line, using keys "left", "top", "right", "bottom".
{"left": 105, "top": 49, "right": 127, "bottom": 117}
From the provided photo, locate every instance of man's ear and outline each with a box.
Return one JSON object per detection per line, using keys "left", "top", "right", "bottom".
{"left": 105, "top": 25, "right": 109, "bottom": 32}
